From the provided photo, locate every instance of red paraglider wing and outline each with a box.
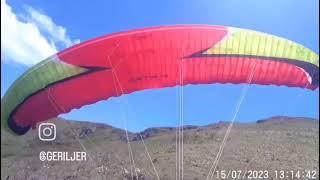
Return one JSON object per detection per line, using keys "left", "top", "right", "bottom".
{"left": 2, "top": 25, "right": 318, "bottom": 135}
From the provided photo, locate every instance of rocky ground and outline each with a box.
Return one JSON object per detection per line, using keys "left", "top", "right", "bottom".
{"left": 1, "top": 116, "right": 319, "bottom": 180}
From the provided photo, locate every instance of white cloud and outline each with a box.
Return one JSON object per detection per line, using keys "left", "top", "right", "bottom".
{"left": 25, "top": 7, "right": 80, "bottom": 47}
{"left": 1, "top": 0, "right": 80, "bottom": 66}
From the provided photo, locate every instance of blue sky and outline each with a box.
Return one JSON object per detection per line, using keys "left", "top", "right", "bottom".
{"left": 1, "top": 0, "right": 319, "bottom": 132}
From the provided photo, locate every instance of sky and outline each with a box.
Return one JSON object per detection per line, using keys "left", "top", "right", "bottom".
{"left": 1, "top": 0, "right": 319, "bottom": 132}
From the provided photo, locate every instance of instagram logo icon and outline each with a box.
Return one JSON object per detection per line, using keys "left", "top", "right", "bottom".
{"left": 39, "top": 123, "right": 56, "bottom": 141}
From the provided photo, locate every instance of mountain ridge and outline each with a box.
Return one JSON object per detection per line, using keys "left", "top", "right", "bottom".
{"left": 1, "top": 116, "right": 319, "bottom": 179}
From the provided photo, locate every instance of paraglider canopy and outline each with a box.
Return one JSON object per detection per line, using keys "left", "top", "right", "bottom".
{"left": 1, "top": 25, "right": 319, "bottom": 135}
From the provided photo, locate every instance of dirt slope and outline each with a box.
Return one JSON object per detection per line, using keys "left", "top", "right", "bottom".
{"left": 1, "top": 116, "right": 319, "bottom": 180}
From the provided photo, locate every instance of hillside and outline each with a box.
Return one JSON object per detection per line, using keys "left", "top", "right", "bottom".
{"left": 1, "top": 116, "right": 319, "bottom": 180}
